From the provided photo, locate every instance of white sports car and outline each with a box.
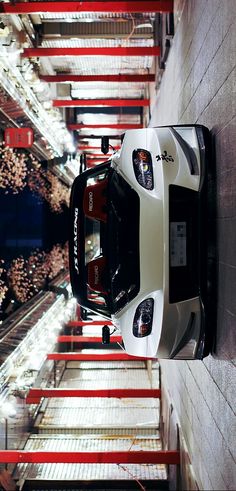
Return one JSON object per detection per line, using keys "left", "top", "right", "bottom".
{"left": 69, "top": 125, "right": 213, "bottom": 359}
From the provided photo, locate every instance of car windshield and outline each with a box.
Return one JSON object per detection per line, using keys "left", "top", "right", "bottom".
{"left": 69, "top": 162, "right": 140, "bottom": 316}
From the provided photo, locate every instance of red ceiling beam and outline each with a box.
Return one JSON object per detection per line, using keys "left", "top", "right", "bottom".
{"left": 39, "top": 74, "right": 155, "bottom": 83}
{"left": 85, "top": 153, "right": 113, "bottom": 157}
{"left": 87, "top": 159, "right": 109, "bottom": 163}
{"left": 22, "top": 47, "right": 160, "bottom": 58}
{"left": 66, "top": 320, "right": 113, "bottom": 327}
{"left": 26, "top": 388, "right": 161, "bottom": 401}
{"left": 78, "top": 146, "right": 120, "bottom": 150}
{"left": 0, "top": 450, "right": 180, "bottom": 465}
{"left": 53, "top": 99, "right": 149, "bottom": 107}
{"left": 78, "top": 136, "right": 122, "bottom": 141}
{"left": 57, "top": 335, "right": 122, "bottom": 343}
{"left": 47, "top": 353, "right": 153, "bottom": 361}
{"left": 68, "top": 123, "right": 143, "bottom": 130}
{"left": 86, "top": 155, "right": 112, "bottom": 159}
{"left": 77, "top": 145, "right": 120, "bottom": 155}
{"left": 87, "top": 157, "right": 107, "bottom": 161}
{"left": 1, "top": 2, "right": 173, "bottom": 15}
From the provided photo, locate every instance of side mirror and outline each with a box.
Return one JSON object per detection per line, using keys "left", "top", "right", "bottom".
{"left": 101, "top": 136, "right": 109, "bottom": 154}
{"left": 81, "top": 307, "right": 88, "bottom": 320}
{"left": 102, "top": 325, "right": 110, "bottom": 344}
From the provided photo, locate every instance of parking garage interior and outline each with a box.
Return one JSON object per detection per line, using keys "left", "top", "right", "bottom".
{"left": 0, "top": 1, "right": 235, "bottom": 490}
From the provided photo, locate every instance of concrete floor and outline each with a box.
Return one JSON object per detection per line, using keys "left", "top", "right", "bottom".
{"left": 149, "top": 1, "right": 236, "bottom": 490}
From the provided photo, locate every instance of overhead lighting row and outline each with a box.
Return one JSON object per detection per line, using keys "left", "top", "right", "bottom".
{"left": 0, "top": 46, "right": 74, "bottom": 157}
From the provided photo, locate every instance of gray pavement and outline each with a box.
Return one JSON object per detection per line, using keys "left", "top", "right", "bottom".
{"left": 149, "top": 1, "right": 236, "bottom": 489}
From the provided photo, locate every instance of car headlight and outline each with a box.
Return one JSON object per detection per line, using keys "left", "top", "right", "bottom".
{"left": 133, "top": 298, "right": 154, "bottom": 338}
{"left": 132, "top": 149, "right": 154, "bottom": 190}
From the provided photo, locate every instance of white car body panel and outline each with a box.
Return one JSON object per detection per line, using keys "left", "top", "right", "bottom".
{"left": 110, "top": 127, "right": 204, "bottom": 358}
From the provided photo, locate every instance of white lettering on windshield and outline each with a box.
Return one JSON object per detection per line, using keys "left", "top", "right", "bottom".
{"left": 88, "top": 191, "right": 93, "bottom": 212}
{"left": 94, "top": 264, "right": 99, "bottom": 285}
{"left": 74, "top": 208, "right": 79, "bottom": 274}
